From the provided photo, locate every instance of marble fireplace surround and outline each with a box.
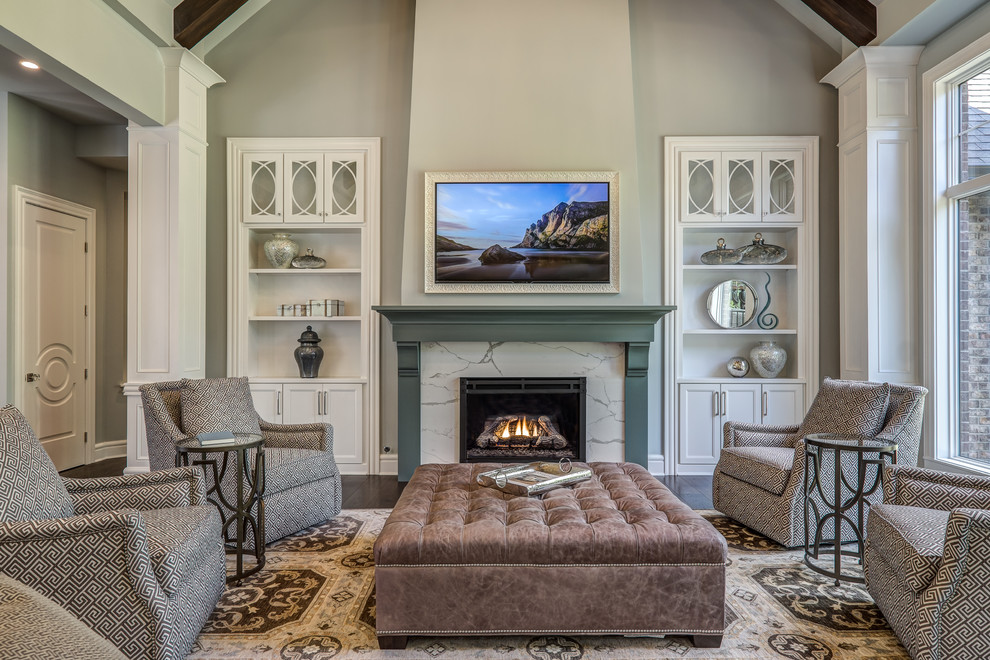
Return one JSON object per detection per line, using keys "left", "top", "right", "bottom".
{"left": 374, "top": 306, "right": 674, "bottom": 481}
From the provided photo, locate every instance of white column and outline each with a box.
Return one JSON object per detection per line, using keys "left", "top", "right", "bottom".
{"left": 822, "top": 47, "right": 924, "bottom": 385}
{"left": 124, "top": 49, "right": 224, "bottom": 473}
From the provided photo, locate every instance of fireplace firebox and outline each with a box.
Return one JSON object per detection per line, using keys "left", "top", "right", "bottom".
{"left": 460, "top": 377, "right": 586, "bottom": 463}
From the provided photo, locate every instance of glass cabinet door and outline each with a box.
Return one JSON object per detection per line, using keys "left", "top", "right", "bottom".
{"left": 723, "top": 153, "right": 761, "bottom": 222}
{"left": 325, "top": 153, "right": 365, "bottom": 223}
{"left": 762, "top": 152, "right": 803, "bottom": 222}
{"left": 243, "top": 153, "right": 283, "bottom": 223}
{"left": 284, "top": 155, "right": 324, "bottom": 223}
{"left": 681, "top": 152, "right": 721, "bottom": 222}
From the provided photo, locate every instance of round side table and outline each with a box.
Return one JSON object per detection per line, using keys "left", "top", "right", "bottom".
{"left": 803, "top": 433, "right": 897, "bottom": 585}
{"left": 175, "top": 433, "right": 266, "bottom": 583}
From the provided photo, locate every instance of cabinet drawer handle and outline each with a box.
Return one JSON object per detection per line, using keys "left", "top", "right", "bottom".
{"left": 323, "top": 391, "right": 328, "bottom": 416}
{"left": 712, "top": 391, "right": 718, "bottom": 417}
{"left": 721, "top": 392, "right": 726, "bottom": 416}
{"left": 763, "top": 391, "right": 768, "bottom": 417}
{"left": 277, "top": 391, "right": 281, "bottom": 416}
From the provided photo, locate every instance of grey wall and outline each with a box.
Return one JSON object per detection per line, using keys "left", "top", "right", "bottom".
{"left": 6, "top": 93, "right": 127, "bottom": 446}
{"left": 204, "top": 0, "right": 841, "bottom": 460}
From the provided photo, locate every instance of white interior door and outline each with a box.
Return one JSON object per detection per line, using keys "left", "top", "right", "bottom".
{"left": 20, "top": 200, "right": 89, "bottom": 470}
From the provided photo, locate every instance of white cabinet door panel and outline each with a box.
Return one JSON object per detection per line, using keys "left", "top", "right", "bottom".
{"left": 679, "top": 383, "right": 721, "bottom": 465}
{"left": 250, "top": 383, "right": 282, "bottom": 425}
{"left": 762, "top": 383, "right": 805, "bottom": 426}
{"left": 722, "top": 383, "right": 760, "bottom": 427}
{"left": 282, "top": 383, "right": 322, "bottom": 425}
{"left": 325, "top": 384, "right": 363, "bottom": 464}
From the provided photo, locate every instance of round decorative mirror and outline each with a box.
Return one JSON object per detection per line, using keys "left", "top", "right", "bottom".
{"left": 706, "top": 279, "right": 758, "bottom": 329}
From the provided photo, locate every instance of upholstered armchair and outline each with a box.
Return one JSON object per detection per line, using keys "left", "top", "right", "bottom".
{"left": 865, "top": 465, "right": 990, "bottom": 660}
{"left": 0, "top": 404, "right": 225, "bottom": 660}
{"left": 140, "top": 377, "right": 342, "bottom": 545}
{"left": 712, "top": 378, "right": 927, "bottom": 547}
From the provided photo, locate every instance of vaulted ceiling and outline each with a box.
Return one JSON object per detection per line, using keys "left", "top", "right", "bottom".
{"left": 171, "top": 0, "right": 880, "bottom": 51}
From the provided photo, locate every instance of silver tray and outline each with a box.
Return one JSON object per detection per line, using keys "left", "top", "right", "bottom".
{"left": 476, "top": 460, "right": 593, "bottom": 496}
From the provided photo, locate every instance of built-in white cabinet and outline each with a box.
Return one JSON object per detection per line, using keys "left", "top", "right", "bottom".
{"left": 249, "top": 381, "right": 364, "bottom": 466}
{"left": 678, "top": 382, "right": 804, "bottom": 468}
{"left": 664, "top": 137, "right": 819, "bottom": 475}
{"left": 680, "top": 150, "right": 804, "bottom": 224}
{"left": 243, "top": 151, "right": 366, "bottom": 224}
{"left": 230, "top": 138, "right": 380, "bottom": 475}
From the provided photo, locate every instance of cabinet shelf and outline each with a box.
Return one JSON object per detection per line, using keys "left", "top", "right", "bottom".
{"left": 249, "top": 268, "right": 362, "bottom": 275}
{"left": 248, "top": 316, "right": 362, "bottom": 322}
{"left": 677, "top": 377, "right": 806, "bottom": 384}
{"left": 682, "top": 264, "right": 797, "bottom": 271}
{"left": 683, "top": 328, "right": 797, "bottom": 335}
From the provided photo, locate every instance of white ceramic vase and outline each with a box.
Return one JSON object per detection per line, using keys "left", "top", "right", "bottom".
{"left": 263, "top": 233, "right": 299, "bottom": 269}
{"left": 750, "top": 341, "right": 787, "bottom": 378}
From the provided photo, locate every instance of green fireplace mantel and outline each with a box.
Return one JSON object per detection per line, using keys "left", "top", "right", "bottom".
{"left": 373, "top": 305, "right": 676, "bottom": 481}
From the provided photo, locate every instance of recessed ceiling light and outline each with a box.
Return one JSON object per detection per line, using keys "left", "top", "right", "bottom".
{"left": 19, "top": 60, "right": 39, "bottom": 70}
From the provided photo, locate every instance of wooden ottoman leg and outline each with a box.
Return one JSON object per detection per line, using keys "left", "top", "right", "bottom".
{"left": 378, "top": 635, "right": 408, "bottom": 650}
{"left": 692, "top": 634, "right": 723, "bottom": 648}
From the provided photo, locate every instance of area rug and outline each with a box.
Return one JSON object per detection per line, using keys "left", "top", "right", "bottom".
{"left": 188, "top": 509, "right": 909, "bottom": 659}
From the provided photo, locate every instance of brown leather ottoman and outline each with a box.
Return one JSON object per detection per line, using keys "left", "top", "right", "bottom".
{"left": 373, "top": 462, "right": 727, "bottom": 649}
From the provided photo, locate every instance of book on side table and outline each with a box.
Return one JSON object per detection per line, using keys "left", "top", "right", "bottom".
{"left": 195, "top": 431, "right": 237, "bottom": 446}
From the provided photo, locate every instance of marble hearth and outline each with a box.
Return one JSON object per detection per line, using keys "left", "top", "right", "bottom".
{"left": 374, "top": 306, "right": 674, "bottom": 481}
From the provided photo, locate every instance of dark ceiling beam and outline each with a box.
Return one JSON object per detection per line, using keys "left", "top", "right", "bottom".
{"left": 174, "top": 0, "right": 250, "bottom": 49}
{"left": 799, "top": 0, "right": 877, "bottom": 47}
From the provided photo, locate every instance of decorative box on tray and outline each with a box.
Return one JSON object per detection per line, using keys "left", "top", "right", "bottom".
{"left": 476, "top": 460, "right": 593, "bottom": 496}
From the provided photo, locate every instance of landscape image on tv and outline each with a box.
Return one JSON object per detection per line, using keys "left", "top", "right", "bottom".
{"left": 434, "top": 181, "right": 610, "bottom": 283}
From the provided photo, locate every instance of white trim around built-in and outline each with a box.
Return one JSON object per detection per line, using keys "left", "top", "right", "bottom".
{"left": 11, "top": 186, "right": 97, "bottom": 465}
{"left": 922, "top": 29, "right": 990, "bottom": 477}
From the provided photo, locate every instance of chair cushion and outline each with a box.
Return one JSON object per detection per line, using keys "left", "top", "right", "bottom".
{"left": 262, "top": 447, "right": 340, "bottom": 494}
{"left": 799, "top": 377, "right": 891, "bottom": 438}
{"left": 867, "top": 503, "right": 948, "bottom": 594}
{"left": 141, "top": 505, "right": 223, "bottom": 597}
{"left": 0, "top": 405, "right": 74, "bottom": 522}
{"left": 717, "top": 446, "right": 794, "bottom": 496}
{"left": 179, "top": 377, "right": 262, "bottom": 437}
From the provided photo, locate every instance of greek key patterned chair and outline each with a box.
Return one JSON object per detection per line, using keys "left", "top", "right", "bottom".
{"left": 0, "top": 404, "right": 225, "bottom": 660}
{"left": 712, "top": 378, "right": 927, "bottom": 547}
{"left": 865, "top": 465, "right": 990, "bottom": 660}
{"left": 140, "top": 377, "right": 342, "bottom": 545}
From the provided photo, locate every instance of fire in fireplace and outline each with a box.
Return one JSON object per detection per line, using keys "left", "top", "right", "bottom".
{"left": 460, "top": 377, "right": 585, "bottom": 463}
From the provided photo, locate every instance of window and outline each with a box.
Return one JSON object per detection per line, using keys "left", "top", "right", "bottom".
{"left": 927, "top": 35, "right": 990, "bottom": 473}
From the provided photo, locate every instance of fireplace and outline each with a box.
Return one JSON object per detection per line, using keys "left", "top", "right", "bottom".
{"left": 460, "top": 377, "right": 586, "bottom": 463}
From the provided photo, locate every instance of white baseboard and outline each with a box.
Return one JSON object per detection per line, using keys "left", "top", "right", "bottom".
{"left": 123, "top": 462, "right": 150, "bottom": 474}
{"left": 648, "top": 454, "right": 665, "bottom": 476}
{"left": 378, "top": 454, "right": 398, "bottom": 475}
{"left": 93, "top": 440, "right": 126, "bottom": 463}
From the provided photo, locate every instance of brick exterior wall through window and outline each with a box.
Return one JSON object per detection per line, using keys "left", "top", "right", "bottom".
{"left": 956, "top": 70, "right": 990, "bottom": 465}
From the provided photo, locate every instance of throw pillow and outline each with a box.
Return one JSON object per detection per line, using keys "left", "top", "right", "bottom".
{"left": 799, "top": 377, "right": 891, "bottom": 438}
{"left": 179, "top": 377, "right": 262, "bottom": 437}
{"left": 0, "top": 405, "right": 74, "bottom": 522}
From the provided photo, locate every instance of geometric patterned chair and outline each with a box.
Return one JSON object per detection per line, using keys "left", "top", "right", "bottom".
{"left": 140, "top": 377, "right": 342, "bottom": 546}
{"left": 864, "top": 465, "right": 990, "bottom": 660}
{"left": 0, "top": 572, "right": 128, "bottom": 660}
{"left": 712, "top": 378, "right": 928, "bottom": 547}
{"left": 0, "top": 404, "right": 225, "bottom": 660}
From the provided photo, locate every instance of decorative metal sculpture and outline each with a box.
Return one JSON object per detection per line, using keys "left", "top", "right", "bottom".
{"left": 757, "top": 271, "right": 779, "bottom": 330}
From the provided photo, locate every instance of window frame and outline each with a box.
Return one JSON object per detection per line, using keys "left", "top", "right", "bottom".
{"left": 925, "top": 30, "right": 990, "bottom": 475}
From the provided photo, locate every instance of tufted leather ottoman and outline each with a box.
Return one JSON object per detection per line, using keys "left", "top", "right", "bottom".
{"left": 373, "top": 462, "right": 727, "bottom": 649}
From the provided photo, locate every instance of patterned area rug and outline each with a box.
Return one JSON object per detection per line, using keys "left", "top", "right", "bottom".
{"left": 188, "top": 509, "right": 909, "bottom": 659}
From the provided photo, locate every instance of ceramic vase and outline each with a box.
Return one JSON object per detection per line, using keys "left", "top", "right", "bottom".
{"left": 264, "top": 233, "right": 299, "bottom": 269}
{"left": 750, "top": 341, "right": 786, "bottom": 378}
{"left": 294, "top": 326, "right": 324, "bottom": 378}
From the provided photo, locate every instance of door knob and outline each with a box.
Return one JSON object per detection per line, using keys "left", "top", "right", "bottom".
{"left": 25, "top": 373, "right": 40, "bottom": 382}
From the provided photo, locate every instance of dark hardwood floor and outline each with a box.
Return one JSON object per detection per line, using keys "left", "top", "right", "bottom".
{"left": 61, "top": 459, "right": 715, "bottom": 509}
